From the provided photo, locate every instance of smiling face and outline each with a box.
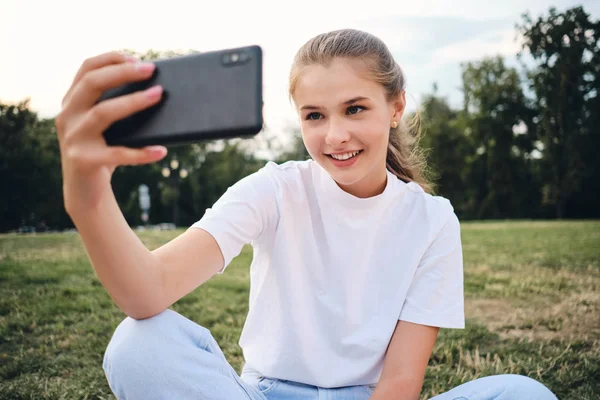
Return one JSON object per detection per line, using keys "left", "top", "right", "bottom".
{"left": 293, "top": 57, "right": 406, "bottom": 198}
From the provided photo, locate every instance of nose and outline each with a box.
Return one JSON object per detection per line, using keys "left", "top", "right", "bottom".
{"left": 325, "top": 118, "right": 351, "bottom": 147}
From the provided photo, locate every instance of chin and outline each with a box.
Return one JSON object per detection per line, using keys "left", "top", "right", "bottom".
{"left": 318, "top": 158, "right": 366, "bottom": 186}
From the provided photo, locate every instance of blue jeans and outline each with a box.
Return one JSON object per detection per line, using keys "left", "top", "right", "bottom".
{"left": 103, "top": 309, "right": 557, "bottom": 400}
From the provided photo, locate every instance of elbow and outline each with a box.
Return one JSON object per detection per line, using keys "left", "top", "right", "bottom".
{"left": 119, "top": 292, "right": 168, "bottom": 321}
{"left": 123, "top": 256, "right": 169, "bottom": 320}
{"left": 109, "top": 255, "right": 169, "bottom": 321}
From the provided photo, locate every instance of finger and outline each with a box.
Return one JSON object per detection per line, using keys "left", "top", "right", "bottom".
{"left": 63, "top": 51, "right": 136, "bottom": 107}
{"left": 105, "top": 144, "right": 168, "bottom": 167}
{"left": 65, "top": 61, "right": 156, "bottom": 112}
{"left": 79, "top": 85, "right": 163, "bottom": 135}
{"left": 63, "top": 142, "right": 167, "bottom": 172}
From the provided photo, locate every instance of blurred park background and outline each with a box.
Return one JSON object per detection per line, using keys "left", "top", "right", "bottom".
{"left": 2, "top": 4, "right": 600, "bottom": 232}
{"left": 1, "top": 2, "right": 599, "bottom": 399}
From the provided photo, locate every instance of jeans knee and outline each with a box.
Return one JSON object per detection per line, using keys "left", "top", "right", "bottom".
{"left": 503, "top": 374, "right": 556, "bottom": 399}
{"left": 102, "top": 309, "right": 242, "bottom": 398}
{"left": 103, "top": 309, "right": 196, "bottom": 376}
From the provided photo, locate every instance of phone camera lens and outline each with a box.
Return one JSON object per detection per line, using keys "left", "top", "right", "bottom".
{"left": 240, "top": 52, "right": 249, "bottom": 62}
{"left": 222, "top": 54, "right": 230, "bottom": 64}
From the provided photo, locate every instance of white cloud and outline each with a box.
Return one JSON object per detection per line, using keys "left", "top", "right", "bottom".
{"left": 427, "top": 28, "right": 524, "bottom": 68}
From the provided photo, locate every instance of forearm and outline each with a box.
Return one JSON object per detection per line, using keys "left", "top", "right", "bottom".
{"left": 67, "top": 186, "right": 164, "bottom": 319}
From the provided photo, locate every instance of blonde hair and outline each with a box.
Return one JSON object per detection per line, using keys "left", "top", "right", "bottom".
{"left": 289, "top": 29, "right": 434, "bottom": 194}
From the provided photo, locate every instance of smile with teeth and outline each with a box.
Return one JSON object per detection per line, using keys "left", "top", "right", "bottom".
{"left": 328, "top": 150, "right": 363, "bottom": 161}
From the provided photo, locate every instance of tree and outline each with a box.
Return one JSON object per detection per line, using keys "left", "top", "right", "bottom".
{"left": 0, "top": 49, "right": 275, "bottom": 232}
{"left": 179, "top": 140, "right": 265, "bottom": 226}
{"left": 275, "top": 126, "right": 309, "bottom": 163}
{"left": 460, "top": 56, "right": 536, "bottom": 219}
{"left": 517, "top": 6, "right": 600, "bottom": 218}
{"left": 0, "top": 101, "right": 69, "bottom": 232}
{"left": 419, "top": 85, "right": 473, "bottom": 217}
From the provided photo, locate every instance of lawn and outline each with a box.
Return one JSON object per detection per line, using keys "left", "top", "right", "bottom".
{"left": 0, "top": 220, "right": 599, "bottom": 399}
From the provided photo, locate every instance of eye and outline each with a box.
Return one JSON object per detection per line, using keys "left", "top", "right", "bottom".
{"left": 305, "top": 112, "right": 322, "bottom": 121}
{"left": 347, "top": 105, "right": 365, "bottom": 115}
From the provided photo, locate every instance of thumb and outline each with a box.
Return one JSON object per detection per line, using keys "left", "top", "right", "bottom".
{"left": 109, "top": 145, "right": 168, "bottom": 166}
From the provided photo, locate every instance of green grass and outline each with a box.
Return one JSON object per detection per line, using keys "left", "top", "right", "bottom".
{"left": 1, "top": 221, "right": 599, "bottom": 399}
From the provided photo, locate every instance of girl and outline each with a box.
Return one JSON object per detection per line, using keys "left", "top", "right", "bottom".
{"left": 56, "top": 29, "right": 557, "bottom": 400}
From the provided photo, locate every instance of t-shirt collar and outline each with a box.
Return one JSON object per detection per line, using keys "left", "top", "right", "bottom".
{"left": 316, "top": 161, "right": 398, "bottom": 210}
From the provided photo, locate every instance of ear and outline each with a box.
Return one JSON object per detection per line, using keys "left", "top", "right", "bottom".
{"left": 391, "top": 91, "right": 406, "bottom": 120}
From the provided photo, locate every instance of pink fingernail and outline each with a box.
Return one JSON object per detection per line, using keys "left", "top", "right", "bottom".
{"left": 136, "top": 62, "right": 155, "bottom": 73}
{"left": 146, "top": 85, "right": 163, "bottom": 100}
{"left": 146, "top": 146, "right": 167, "bottom": 157}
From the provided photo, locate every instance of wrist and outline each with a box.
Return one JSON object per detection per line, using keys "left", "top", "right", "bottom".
{"left": 63, "top": 180, "right": 112, "bottom": 217}
{"left": 63, "top": 169, "right": 113, "bottom": 215}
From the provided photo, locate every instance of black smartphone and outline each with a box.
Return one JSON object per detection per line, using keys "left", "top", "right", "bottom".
{"left": 99, "top": 45, "right": 263, "bottom": 148}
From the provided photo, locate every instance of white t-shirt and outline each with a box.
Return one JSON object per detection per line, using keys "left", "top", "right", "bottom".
{"left": 191, "top": 159, "right": 464, "bottom": 388}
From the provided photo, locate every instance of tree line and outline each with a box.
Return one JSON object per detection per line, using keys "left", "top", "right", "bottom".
{"left": 1, "top": 6, "right": 598, "bottom": 233}
{"left": 417, "top": 6, "right": 599, "bottom": 219}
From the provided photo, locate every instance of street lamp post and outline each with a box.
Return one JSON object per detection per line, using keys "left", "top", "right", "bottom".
{"left": 161, "top": 157, "right": 190, "bottom": 227}
{"left": 138, "top": 184, "right": 151, "bottom": 226}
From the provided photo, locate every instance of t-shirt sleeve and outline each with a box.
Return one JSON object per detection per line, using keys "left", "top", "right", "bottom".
{"left": 398, "top": 207, "right": 465, "bottom": 329}
{"left": 190, "top": 164, "right": 278, "bottom": 274}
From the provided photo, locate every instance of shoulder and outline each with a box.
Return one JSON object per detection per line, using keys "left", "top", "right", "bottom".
{"left": 258, "top": 159, "right": 316, "bottom": 191}
{"left": 402, "top": 180, "right": 455, "bottom": 217}
{"left": 262, "top": 159, "right": 314, "bottom": 176}
{"left": 232, "top": 159, "right": 311, "bottom": 186}
{"left": 225, "top": 160, "right": 316, "bottom": 204}
{"left": 401, "top": 180, "right": 459, "bottom": 238}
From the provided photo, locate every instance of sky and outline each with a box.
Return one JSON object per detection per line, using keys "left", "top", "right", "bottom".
{"left": 1, "top": 0, "right": 598, "bottom": 154}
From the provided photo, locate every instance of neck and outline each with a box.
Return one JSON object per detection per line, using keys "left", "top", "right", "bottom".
{"left": 337, "top": 167, "right": 388, "bottom": 198}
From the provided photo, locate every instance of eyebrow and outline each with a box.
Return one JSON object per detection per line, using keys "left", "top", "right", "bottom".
{"left": 299, "top": 96, "right": 370, "bottom": 111}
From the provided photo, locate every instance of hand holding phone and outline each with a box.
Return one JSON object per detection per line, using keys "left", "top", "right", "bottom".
{"left": 55, "top": 51, "right": 170, "bottom": 212}
{"left": 99, "top": 46, "right": 264, "bottom": 148}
